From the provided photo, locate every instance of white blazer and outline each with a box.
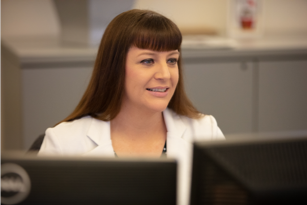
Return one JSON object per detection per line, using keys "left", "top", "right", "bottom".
{"left": 39, "top": 108, "right": 224, "bottom": 205}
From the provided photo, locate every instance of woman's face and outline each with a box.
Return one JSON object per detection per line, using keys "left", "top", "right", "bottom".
{"left": 123, "top": 46, "right": 179, "bottom": 113}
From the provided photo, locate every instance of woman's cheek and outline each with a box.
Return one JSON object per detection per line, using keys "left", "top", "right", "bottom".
{"left": 172, "top": 69, "right": 179, "bottom": 86}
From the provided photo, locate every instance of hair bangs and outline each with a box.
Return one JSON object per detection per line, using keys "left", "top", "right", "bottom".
{"left": 131, "top": 15, "right": 182, "bottom": 51}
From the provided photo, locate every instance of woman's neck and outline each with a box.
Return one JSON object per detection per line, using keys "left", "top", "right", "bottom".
{"left": 110, "top": 104, "right": 167, "bottom": 156}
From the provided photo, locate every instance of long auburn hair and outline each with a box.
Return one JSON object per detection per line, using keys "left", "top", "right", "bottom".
{"left": 61, "top": 9, "right": 200, "bottom": 123}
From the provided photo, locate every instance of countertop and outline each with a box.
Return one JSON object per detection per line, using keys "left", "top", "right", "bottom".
{"left": 2, "top": 35, "right": 307, "bottom": 65}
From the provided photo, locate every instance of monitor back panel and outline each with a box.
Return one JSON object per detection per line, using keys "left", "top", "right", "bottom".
{"left": 1, "top": 155, "right": 177, "bottom": 205}
{"left": 190, "top": 134, "right": 307, "bottom": 205}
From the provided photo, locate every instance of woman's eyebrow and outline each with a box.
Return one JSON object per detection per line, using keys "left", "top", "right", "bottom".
{"left": 137, "top": 52, "right": 156, "bottom": 57}
{"left": 137, "top": 51, "right": 180, "bottom": 57}
{"left": 168, "top": 51, "right": 180, "bottom": 56}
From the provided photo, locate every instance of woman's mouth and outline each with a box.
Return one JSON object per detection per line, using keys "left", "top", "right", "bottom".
{"left": 146, "top": 88, "right": 168, "bottom": 92}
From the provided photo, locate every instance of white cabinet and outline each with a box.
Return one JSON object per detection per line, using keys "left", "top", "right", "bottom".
{"left": 183, "top": 61, "right": 254, "bottom": 135}
{"left": 258, "top": 60, "right": 307, "bottom": 132}
{"left": 1, "top": 39, "right": 96, "bottom": 150}
{"left": 22, "top": 66, "right": 92, "bottom": 149}
{"left": 183, "top": 57, "right": 307, "bottom": 136}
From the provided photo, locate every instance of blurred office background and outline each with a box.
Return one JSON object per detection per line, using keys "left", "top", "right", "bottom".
{"left": 2, "top": 0, "right": 307, "bottom": 151}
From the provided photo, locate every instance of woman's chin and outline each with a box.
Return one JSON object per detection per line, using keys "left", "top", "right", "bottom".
{"left": 143, "top": 103, "right": 168, "bottom": 113}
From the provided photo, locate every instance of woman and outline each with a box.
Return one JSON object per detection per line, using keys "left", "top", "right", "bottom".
{"left": 39, "top": 9, "right": 224, "bottom": 204}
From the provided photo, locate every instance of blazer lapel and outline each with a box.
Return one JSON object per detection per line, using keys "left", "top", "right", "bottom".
{"left": 163, "top": 109, "right": 190, "bottom": 159}
{"left": 83, "top": 118, "right": 115, "bottom": 157}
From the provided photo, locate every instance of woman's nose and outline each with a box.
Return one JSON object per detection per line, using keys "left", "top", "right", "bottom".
{"left": 154, "top": 63, "right": 171, "bottom": 80}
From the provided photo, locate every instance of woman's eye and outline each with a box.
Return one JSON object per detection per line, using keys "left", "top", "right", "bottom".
{"left": 141, "top": 59, "right": 154, "bottom": 65}
{"left": 167, "top": 58, "right": 178, "bottom": 65}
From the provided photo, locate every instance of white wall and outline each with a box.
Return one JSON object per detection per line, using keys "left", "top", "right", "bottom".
{"left": 264, "top": 0, "right": 307, "bottom": 36}
{"left": 2, "top": 0, "right": 307, "bottom": 38}
{"left": 133, "top": 0, "right": 227, "bottom": 35}
{"left": 134, "top": 0, "right": 307, "bottom": 36}
{"left": 1, "top": 0, "right": 60, "bottom": 38}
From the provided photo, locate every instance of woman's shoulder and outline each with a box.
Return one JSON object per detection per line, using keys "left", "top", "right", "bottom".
{"left": 39, "top": 116, "right": 97, "bottom": 155}
{"left": 49, "top": 116, "right": 94, "bottom": 137}
{"left": 165, "top": 108, "right": 218, "bottom": 126}
{"left": 165, "top": 108, "right": 224, "bottom": 140}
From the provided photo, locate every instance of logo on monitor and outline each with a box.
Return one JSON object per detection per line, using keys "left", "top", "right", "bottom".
{"left": 1, "top": 163, "right": 31, "bottom": 205}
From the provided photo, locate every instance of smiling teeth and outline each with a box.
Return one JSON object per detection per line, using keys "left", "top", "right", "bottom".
{"left": 147, "top": 88, "right": 167, "bottom": 92}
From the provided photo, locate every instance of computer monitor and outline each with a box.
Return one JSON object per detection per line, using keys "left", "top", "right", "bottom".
{"left": 190, "top": 131, "right": 307, "bottom": 205}
{"left": 1, "top": 153, "right": 177, "bottom": 205}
